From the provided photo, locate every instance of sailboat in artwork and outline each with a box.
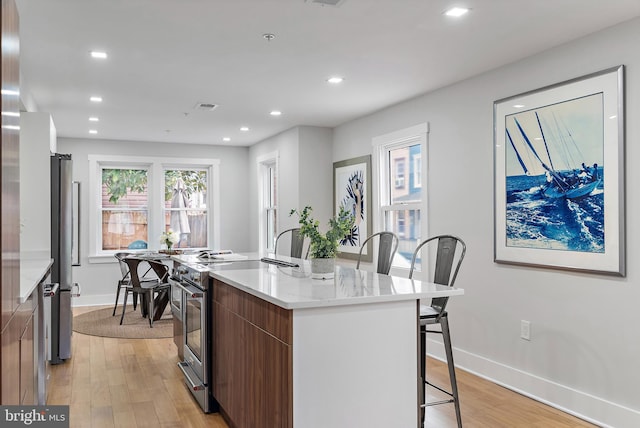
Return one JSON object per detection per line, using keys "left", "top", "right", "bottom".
{"left": 506, "top": 111, "right": 601, "bottom": 200}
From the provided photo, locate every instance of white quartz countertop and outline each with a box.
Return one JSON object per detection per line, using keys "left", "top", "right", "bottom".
{"left": 171, "top": 252, "right": 262, "bottom": 265}
{"left": 207, "top": 260, "right": 464, "bottom": 310}
{"left": 19, "top": 257, "right": 53, "bottom": 304}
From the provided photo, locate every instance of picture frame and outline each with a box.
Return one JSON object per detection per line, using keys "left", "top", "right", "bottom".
{"left": 494, "top": 65, "right": 625, "bottom": 276}
{"left": 333, "top": 155, "right": 372, "bottom": 261}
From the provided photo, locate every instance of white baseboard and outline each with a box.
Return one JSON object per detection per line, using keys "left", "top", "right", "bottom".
{"left": 72, "top": 293, "right": 117, "bottom": 307}
{"left": 426, "top": 338, "right": 640, "bottom": 428}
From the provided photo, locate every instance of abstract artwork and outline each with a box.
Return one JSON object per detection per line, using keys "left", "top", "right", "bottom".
{"left": 334, "top": 155, "right": 372, "bottom": 261}
{"left": 494, "top": 66, "right": 625, "bottom": 275}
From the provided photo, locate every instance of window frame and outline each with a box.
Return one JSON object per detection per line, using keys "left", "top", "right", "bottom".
{"left": 257, "top": 152, "right": 279, "bottom": 253}
{"left": 100, "top": 165, "right": 151, "bottom": 254}
{"left": 372, "top": 123, "right": 429, "bottom": 277}
{"left": 162, "top": 167, "right": 210, "bottom": 250}
{"left": 88, "top": 154, "right": 220, "bottom": 263}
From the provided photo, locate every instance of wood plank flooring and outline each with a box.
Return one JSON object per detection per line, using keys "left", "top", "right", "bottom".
{"left": 49, "top": 306, "right": 597, "bottom": 427}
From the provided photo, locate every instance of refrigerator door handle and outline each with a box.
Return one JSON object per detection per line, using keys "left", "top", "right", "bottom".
{"left": 43, "top": 283, "right": 59, "bottom": 297}
{"left": 71, "top": 282, "right": 81, "bottom": 297}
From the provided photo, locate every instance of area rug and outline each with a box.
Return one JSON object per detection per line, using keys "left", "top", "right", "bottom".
{"left": 73, "top": 306, "right": 172, "bottom": 339}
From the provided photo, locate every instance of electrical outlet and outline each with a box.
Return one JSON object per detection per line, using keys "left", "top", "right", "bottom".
{"left": 520, "top": 320, "right": 531, "bottom": 341}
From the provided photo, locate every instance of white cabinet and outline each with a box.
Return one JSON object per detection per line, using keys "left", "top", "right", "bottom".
{"left": 19, "top": 112, "right": 56, "bottom": 256}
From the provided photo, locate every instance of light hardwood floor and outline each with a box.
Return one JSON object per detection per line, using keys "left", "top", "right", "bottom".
{"left": 49, "top": 306, "right": 597, "bottom": 427}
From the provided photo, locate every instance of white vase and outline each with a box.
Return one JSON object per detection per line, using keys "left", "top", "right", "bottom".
{"left": 310, "top": 257, "right": 335, "bottom": 280}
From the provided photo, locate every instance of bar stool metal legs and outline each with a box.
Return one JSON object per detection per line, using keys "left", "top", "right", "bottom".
{"left": 419, "top": 314, "right": 463, "bottom": 428}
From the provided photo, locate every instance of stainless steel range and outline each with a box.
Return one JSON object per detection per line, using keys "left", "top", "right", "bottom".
{"left": 170, "top": 262, "right": 218, "bottom": 413}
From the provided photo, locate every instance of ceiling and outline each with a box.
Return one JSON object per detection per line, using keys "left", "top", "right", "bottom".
{"left": 15, "top": 0, "right": 640, "bottom": 147}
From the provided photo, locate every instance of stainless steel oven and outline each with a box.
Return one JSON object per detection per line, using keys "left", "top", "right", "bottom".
{"left": 171, "top": 263, "right": 217, "bottom": 413}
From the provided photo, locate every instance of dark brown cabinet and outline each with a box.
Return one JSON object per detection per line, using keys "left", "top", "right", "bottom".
{"left": 19, "top": 313, "right": 34, "bottom": 405}
{"left": 213, "top": 279, "right": 293, "bottom": 428}
{"left": 1, "top": 0, "right": 21, "bottom": 405}
{"left": 1, "top": 316, "right": 20, "bottom": 404}
{"left": 2, "top": 282, "right": 39, "bottom": 406}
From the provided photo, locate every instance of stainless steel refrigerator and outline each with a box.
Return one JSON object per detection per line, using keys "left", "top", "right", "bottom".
{"left": 50, "top": 153, "right": 73, "bottom": 364}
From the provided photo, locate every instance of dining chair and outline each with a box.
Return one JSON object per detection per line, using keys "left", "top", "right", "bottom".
{"left": 274, "top": 227, "right": 307, "bottom": 259}
{"left": 355, "top": 231, "right": 399, "bottom": 275}
{"left": 409, "top": 235, "right": 466, "bottom": 428}
{"left": 112, "top": 252, "right": 158, "bottom": 316}
{"left": 112, "top": 252, "right": 133, "bottom": 316}
{"left": 121, "top": 257, "right": 171, "bottom": 327}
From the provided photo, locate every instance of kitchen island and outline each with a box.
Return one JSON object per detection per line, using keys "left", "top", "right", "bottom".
{"left": 174, "top": 256, "right": 464, "bottom": 428}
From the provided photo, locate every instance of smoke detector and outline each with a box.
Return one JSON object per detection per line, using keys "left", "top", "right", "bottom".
{"left": 193, "top": 102, "right": 219, "bottom": 111}
{"left": 305, "top": 0, "right": 347, "bottom": 7}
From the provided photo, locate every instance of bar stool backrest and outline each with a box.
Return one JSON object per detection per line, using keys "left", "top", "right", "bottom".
{"left": 274, "top": 228, "right": 307, "bottom": 259}
{"left": 409, "top": 235, "right": 466, "bottom": 317}
{"left": 356, "top": 231, "right": 399, "bottom": 275}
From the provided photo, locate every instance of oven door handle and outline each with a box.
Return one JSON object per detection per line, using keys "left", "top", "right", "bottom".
{"left": 170, "top": 278, "right": 204, "bottom": 299}
{"left": 178, "top": 362, "right": 205, "bottom": 391}
{"left": 43, "top": 283, "right": 59, "bottom": 297}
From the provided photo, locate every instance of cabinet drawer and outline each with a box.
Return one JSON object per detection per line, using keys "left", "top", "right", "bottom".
{"left": 213, "top": 279, "right": 292, "bottom": 344}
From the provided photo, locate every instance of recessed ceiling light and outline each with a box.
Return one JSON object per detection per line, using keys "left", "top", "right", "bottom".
{"left": 223, "top": 137, "right": 231, "bottom": 142}
{"left": 609, "top": 115, "right": 617, "bottom": 119}
{"left": 1, "top": 111, "right": 20, "bottom": 117}
{"left": 262, "top": 33, "right": 276, "bottom": 42}
{"left": 444, "top": 7, "right": 470, "bottom": 17}
{"left": 327, "top": 76, "right": 344, "bottom": 84}
{"left": 270, "top": 110, "right": 282, "bottom": 116}
{"left": 89, "top": 116, "right": 99, "bottom": 122}
{"left": 240, "top": 126, "right": 249, "bottom": 132}
{"left": 90, "top": 96, "right": 103, "bottom": 103}
{"left": 513, "top": 104, "right": 525, "bottom": 108}
{"left": 1, "top": 89, "right": 19, "bottom": 96}
{"left": 90, "top": 51, "right": 108, "bottom": 59}
{"left": 89, "top": 129, "right": 98, "bottom": 134}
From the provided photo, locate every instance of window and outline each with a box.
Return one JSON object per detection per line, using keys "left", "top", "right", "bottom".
{"left": 413, "top": 153, "right": 422, "bottom": 188}
{"left": 163, "top": 169, "right": 208, "bottom": 249}
{"left": 101, "top": 168, "right": 149, "bottom": 251}
{"left": 89, "top": 155, "right": 219, "bottom": 260}
{"left": 258, "top": 153, "right": 278, "bottom": 252}
{"left": 397, "top": 211, "right": 406, "bottom": 237}
{"left": 373, "top": 123, "right": 428, "bottom": 272}
{"left": 394, "top": 158, "right": 405, "bottom": 188}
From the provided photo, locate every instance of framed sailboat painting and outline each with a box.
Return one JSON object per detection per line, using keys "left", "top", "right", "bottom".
{"left": 493, "top": 66, "right": 625, "bottom": 276}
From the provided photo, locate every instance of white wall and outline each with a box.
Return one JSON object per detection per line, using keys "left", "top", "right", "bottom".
{"left": 58, "top": 137, "right": 250, "bottom": 306}
{"left": 248, "top": 126, "right": 333, "bottom": 252}
{"left": 331, "top": 17, "right": 640, "bottom": 427}
{"left": 298, "top": 126, "right": 333, "bottom": 225}
{"left": 248, "top": 127, "right": 300, "bottom": 251}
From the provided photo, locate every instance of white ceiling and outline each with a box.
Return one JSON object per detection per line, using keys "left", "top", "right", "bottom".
{"left": 16, "top": 0, "right": 640, "bottom": 147}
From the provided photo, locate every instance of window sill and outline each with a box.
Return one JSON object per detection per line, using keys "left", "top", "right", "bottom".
{"left": 88, "top": 254, "right": 118, "bottom": 264}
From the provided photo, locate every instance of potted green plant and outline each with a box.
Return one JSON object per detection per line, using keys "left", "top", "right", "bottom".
{"left": 290, "top": 205, "right": 354, "bottom": 279}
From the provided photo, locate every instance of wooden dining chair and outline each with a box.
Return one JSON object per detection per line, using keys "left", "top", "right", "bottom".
{"left": 409, "top": 235, "right": 466, "bottom": 428}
